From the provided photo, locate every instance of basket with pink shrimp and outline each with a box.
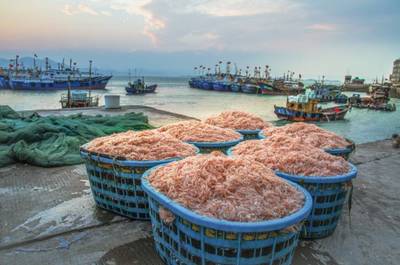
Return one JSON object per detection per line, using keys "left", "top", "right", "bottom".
{"left": 204, "top": 111, "right": 273, "bottom": 140}
{"left": 259, "top": 122, "right": 355, "bottom": 160}
{"left": 80, "top": 130, "right": 199, "bottom": 220}
{"left": 142, "top": 153, "right": 312, "bottom": 265}
{"left": 157, "top": 120, "right": 243, "bottom": 153}
{"left": 229, "top": 136, "right": 357, "bottom": 239}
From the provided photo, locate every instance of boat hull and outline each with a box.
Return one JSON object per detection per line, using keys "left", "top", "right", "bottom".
{"left": 274, "top": 105, "right": 349, "bottom": 122}
{"left": 241, "top": 84, "right": 259, "bottom": 94}
{"left": 126, "top": 84, "right": 157, "bottom": 94}
{"left": 0, "top": 76, "right": 112, "bottom": 90}
{"left": 213, "top": 82, "right": 231, "bottom": 91}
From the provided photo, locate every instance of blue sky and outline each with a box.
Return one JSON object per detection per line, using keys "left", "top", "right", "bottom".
{"left": 0, "top": 0, "right": 399, "bottom": 79}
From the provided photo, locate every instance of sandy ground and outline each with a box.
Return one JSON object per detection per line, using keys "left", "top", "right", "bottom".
{"left": 19, "top": 105, "right": 198, "bottom": 127}
{"left": 0, "top": 108, "right": 399, "bottom": 264}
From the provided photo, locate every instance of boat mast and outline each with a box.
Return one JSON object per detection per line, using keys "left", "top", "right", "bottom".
{"left": 89, "top": 60, "right": 92, "bottom": 98}
{"left": 45, "top": 57, "right": 49, "bottom": 72}
{"left": 33, "top": 54, "right": 37, "bottom": 70}
{"left": 15, "top": 55, "right": 19, "bottom": 77}
{"left": 67, "top": 75, "right": 71, "bottom": 108}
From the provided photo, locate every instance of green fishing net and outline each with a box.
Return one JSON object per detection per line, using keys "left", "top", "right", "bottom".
{"left": 0, "top": 106, "right": 153, "bottom": 167}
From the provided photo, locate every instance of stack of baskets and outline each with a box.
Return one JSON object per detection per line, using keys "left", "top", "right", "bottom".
{"left": 80, "top": 145, "right": 197, "bottom": 220}
{"left": 142, "top": 167, "right": 313, "bottom": 265}
{"left": 275, "top": 164, "right": 357, "bottom": 239}
{"left": 80, "top": 112, "right": 357, "bottom": 264}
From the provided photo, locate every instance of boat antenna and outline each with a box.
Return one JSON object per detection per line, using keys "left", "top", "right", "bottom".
{"left": 33, "top": 54, "right": 37, "bottom": 70}
{"left": 67, "top": 75, "right": 71, "bottom": 108}
{"left": 89, "top": 60, "right": 92, "bottom": 98}
{"left": 45, "top": 57, "right": 49, "bottom": 72}
{"left": 61, "top": 58, "right": 65, "bottom": 70}
{"left": 15, "top": 55, "right": 19, "bottom": 76}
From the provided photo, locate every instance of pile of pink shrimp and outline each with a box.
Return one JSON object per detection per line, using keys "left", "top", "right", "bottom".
{"left": 261, "top": 122, "right": 351, "bottom": 149}
{"left": 157, "top": 120, "right": 242, "bottom": 142}
{"left": 148, "top": 152, "right": 304, "bottom": 222}
{"left": 231, "top": 135, "right": 350, "bottom": 176}
{"left": 204, "top": 111, "right": 273, "bottom": 130}
{"left": 85, "top": 130, "right": 197, "bottom": 161}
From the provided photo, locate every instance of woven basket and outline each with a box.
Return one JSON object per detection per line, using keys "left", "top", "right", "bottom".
{"left": 276, "top": 163, "right": 357, "bottom": 239}
{"left": 80, "top": 145, "right": 199, "bottom": 220}
{"left": 142, "top": 166, "right": 313, "bottom": 265}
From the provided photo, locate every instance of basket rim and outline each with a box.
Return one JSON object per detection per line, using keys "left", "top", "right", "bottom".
{"left": 275, "top": 163, "right": 357, "bottom": 184}
{"left": 186, "top": 135, "right": 243, "bottom": 148}
{"left": 236, "top": 129, "right": 262, "bottom": 134}
{"left": 79, "top": 143, "right": 200, "bottom": 167}
{"left": 141, "top": 165, "right": 313, "bottom": 232}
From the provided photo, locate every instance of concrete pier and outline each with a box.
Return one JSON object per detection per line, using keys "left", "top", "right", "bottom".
{"left": 0, "top": 109, "right": 399, "bottom": 264}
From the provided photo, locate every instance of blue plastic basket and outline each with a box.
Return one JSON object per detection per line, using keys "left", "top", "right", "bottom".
{"left": 257, "top": 131, "right": 266, "bottom": 140}
{"left": 275, "top": 163, "right": 357, "bottom": 239}
{"left": 80, "top": 145, "right": 199, "bottom": 220}
{"left": 142, "top": 166, "right": 313, "bottom": 265}
{"left": 325, "top": 139, "right": 355, "bottom": 160}
{"left": 187, "top": 136, "right": 243, "bottom": 154}
{"left": 258, "top": 132, "right": 355, "bottom": 160}
{"left": 236, "top": 129, "right": 262, "bottom": 140}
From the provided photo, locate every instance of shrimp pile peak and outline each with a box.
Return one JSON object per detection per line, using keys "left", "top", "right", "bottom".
{"left": 231, "top": 136, "right": 350, "bottom": 176}
{"left": 262, "top": 122, "right": 351, "bottom": 149}
{"left": 148, "top": 153, "right": 304, "bottom": 222}
{"left": 85, "top": 130, "right": 197, "bottom": 161}
{"left": 204, "top": 111, "right": 273, "bottom": 130}
{"left": 157, "top": 120, "right": 242, "bottom": 142}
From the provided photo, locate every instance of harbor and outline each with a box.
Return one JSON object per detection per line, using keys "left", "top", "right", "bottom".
{"left": 0, "top": 105, "right": 399, "bottom": 265}
{"left": 1, "top": 1, "right": 400, "bottom": 264}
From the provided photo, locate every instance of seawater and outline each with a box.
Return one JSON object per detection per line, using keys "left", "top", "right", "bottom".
{"left": 0, "top": 76, "right": 399, "bottom": 144}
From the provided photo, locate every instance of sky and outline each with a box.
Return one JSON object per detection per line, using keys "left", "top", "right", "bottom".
{"left": 0, "top": 0, "right": 399, "bottom": 79}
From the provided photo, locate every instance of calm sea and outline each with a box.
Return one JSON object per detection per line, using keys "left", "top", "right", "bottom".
{"left": 0, "top": 76, "right": 399, "bottom": 144}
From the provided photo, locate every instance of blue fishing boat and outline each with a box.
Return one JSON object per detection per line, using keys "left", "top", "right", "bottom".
{"left": 126, "top": 77, "right": 157, "bottom": 94}
{"left": 241, "top": 83, "right": 259, "bottom": 94}
{"left": 0, "top": 56, "right": 111, "bottom": 90}
{"left": 212, "top": 81, "right": 231, "bottom": 91}
{"left": 230, "top": 83, "right": 241, "bottom": 92}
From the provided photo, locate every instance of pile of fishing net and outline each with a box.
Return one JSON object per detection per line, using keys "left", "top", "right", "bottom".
{"left": 231, "top": 135, "right": 350, "bottom": 176}
{"left": 262, "top": 122, "right": 351, "bottom": 149}
{"left": 85, "top": 130, "right": 197, "bottom": 161}
{"left": 148, "top": 152, "right": 304, "bottom": 222}
{"left": 204, "top": 111, "right": 272, "bottom": 130}
{"left": 157, "top": 120, "right": 242, "bottom": 142}
{"left": 0, "top": 105, "right": 153, "bottom": 167}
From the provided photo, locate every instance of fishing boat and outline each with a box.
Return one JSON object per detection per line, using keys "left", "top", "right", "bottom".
{"left": 59, "top": 76, "right": 99, "bottom": 108}
{"left": 60, "top": 90, "right": 99, "bottom": 108}
{"left": 348, "top": 81, "right": 397, "bottom": 111}
{"left": 274, "top": 89, "right": 349, "bottom": 121}
{"left": 241, "top": 83, "right": 259, "bottom": 94}
{"left": 230, "top": 82, "right": 241, "bottom": 92}
{"left": 309, "top": 78, "right": 342, "bottom": 102}
{"left": 125, "top": 77, "right": 157, "bottom": 94}
{"left": 0, "top": 55, "right": 111, "bottom": 90}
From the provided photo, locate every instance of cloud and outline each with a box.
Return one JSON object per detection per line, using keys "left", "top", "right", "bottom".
{"left": 306, "top": 23, "right": 337, "bottom": 31}
{"left": 109, "top": 0, "right": 166, "bottom": 46}
{"left": 61, "top": 3, "right": 109, "bottom": 16}
{"left": 179, "top": 32, "right": 222, "bottom": 50}
{"left": 178, "top": 0, "right": 299, "bottom": 17}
